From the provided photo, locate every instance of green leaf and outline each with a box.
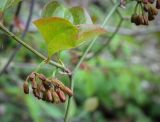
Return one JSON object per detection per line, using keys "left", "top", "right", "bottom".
{"left": 34, "top": 17, "right": 106, "bottom": 57}
{"left": 41, "top": 0, "right": 73, "bottom": 23}
{"left": 0, "top": 0, "right": 21, "bottom": 12}
{"left": 41, "top": 1, "right": 61, "bottom": 18}
{"left": 69, "top": 6, "right": 93, "bottom": 25}
{"left": 41, "top": 1, "right": 93, "bottom": 24}
{"left": 76, "top": 24, "right": 106, "bottom": 45}
{"left": 33, "top": 17, "right": 78, "bottom": 57}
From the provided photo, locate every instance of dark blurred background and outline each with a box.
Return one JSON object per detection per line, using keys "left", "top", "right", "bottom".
{"left": 0, "top": 0, "right": 160, "bottom": 122}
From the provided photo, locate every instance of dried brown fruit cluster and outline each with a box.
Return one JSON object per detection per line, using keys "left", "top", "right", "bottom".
{"left": 23, "top": 72, "right": 73, "bottom": 103}
{"left": 131, "top": 0, "right": 160, "bottom": 25}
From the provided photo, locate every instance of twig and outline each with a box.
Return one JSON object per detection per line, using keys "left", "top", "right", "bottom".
{"left": 0, "top": 2, "right": 22, "bottom": 74}
{"left": 0, "top": 24, "right": 66, "bottom": 72}
{"left": 111, "top": 0, "right": 123, "bottom": 18}
{"left": 105, "top": 25, "right": 160, "bottom": 36}
{"left": 64, "top": 2, "right": 120, "bottom": 122}
{"left": 9, "top": 1, "right": 22, "bottom": 31}
{"left": 15, "top": 2, "right": 22, "bottom": 16}
{"left": 0, "top": 0, "right": 34, "bottom": 75}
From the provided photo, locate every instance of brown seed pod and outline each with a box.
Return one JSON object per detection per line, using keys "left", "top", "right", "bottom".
{"left": 143, "top": 0, "right": 148, "bottom": 4}
{"left": 42, "top": 79, "right": 52, "bottom": 89}
{"left": 148, "top": 10, "right": 155, "bottom": 20}
{"left": 46, "top": 90, "right": 53, "bottom": 102}
{"left": 56, "top": 88, "right": 66, "bottom": 102}
{"left": 38, "top": 74, "right": 46, "bottom": 81}
{"left": 152, "top": 7, "right": 158, "bottom": 15}
{"left": 52, "top": 78, "right": 73, "bottom": 96}
{"left": 149, "top": 5, "right": 158, "bottom": 15}
{"left": 143, "top": 15, "right": 149, "bottom": 25}
{"left": 51, "top": 90, "right": 60, "bottom": 103}
{"left": 23, "top": 81, "right": 29, "bottom": 94}
{"left": 51, "top": 78, "right": 65, "bottom": 88}
{"left": 143, "top": 4, "right": 149, "bottom": 12}
{"left": 148, "top": 0, "right": 155, "bottom": 4}
{"left": 148, "top": 14, "right": 155, "bottom": 20}
{"left": 36, "top": 84, "right": 43, "bottom": 99}
{"left": 32, "top": 87, "right": 42, "bottom": 99}
{"left": 156, "top": 0, "right": 160, "bottom": 9}
{"left": 134, "top": 15, "right": 141, "bottom": 25}
{"left": 29, "top": 72, "right": 36, "bottom": 81}
{"left": 138, "top": 15, "right": 144, "bottom": 25}
{"left": 33, "top": 88, "right": 40, "bottom": 98}
{"left": 61, "top": 86, "right": 73, "bottom": 96}
{"left": 31, "top": 80, "right": 37, "bottom": 89}
{"left": 131, "top": 14, "right": 137, "bottom": 23}
{"left": 42, "top": 91, "right": 47, "bottom": 101}
{"left": 39, "top": 83, "right": 46, "bottom": 92}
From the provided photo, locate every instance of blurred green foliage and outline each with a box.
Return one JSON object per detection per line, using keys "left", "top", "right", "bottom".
{"left": 0, "top": 0, "right": 160, "bottom": 122}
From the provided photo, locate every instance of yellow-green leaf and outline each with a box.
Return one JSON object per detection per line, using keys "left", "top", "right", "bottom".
{"left": 41, "top": 1, "right": 61, "bottom": 18}
{"left": 76, "top": 24, "right": 106, "bottom": 46}
{"left": 33, "top": 17, "right": 78, "bottom": 57}
{"left": 0, "top": 0, "right": 21, "bottom": 12}
{"left": 41, "top": 0, "right": 73, "bottom": 23}
{"left": 69, "top": 6, "right": 93, "bottom": 25}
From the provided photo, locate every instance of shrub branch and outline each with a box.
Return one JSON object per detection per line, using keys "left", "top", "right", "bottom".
{"left": 0, "top": 24, "right": 67, "bottom": 72}
{"left": 0, "top": 0, "right": 35, "bottom": 75}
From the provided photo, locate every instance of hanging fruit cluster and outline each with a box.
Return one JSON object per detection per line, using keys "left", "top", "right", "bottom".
{"left": 131, "top": 0, "right": 160, "bottom": 25}
{"left": 23, "top": 72, "right": 73, "bottom": 103}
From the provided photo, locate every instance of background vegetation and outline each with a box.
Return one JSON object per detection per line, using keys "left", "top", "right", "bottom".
{"left": 0, "top": 0, "right": 160, "bottom": 122}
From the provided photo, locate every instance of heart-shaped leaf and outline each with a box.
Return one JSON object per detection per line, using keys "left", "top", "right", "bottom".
{"left": 69, "top": 6, "right": 93, "bottom": 25}
{"left": 41, "top": 1, "right": 73, "bottom": 23}
{"left": 41, "top": 1, "right": 93, "bottom": 25}
{"left": 34, "top": 18, "right": 106, "bottom": 57}
{"left": 76, "top": 24, "right": 106, "bottom": 46}
{"left": 0, "top": 0, "right": 21, "bottom": 12}
{"left": 33, "top": 17, "right": 78, "bottom": 57}
{"left": 41, "top": 1, "right": 61, "bottom": 18}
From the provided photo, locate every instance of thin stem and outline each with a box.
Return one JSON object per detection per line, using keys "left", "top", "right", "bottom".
{"left": 134, "top": 2, "right": 139, "bottom": 14}
{"left": 51, "top": 67, "right": 57, "bottom": 78}
{"left": 111, "top": 0, "right": 123, "bottom": 18}
{"left": 35, "top": 60, "right": 45, "bottom": 72}
{"left": 92, "top": 18, "right": 124, "bottom": 58}
{"left": 74, "top": 2, "right": 120, "bottom": 75}
{"left": 0, "top": 24, "right": 66, "bottom": 71}
{"left": 64, "top": 2, "right": 120, "bottom": 122}
{"left": 9, "top": 1, "right": 22, "bottom": 31}
{"left": 0, "top": 0, "right": 34, "bottom": 75}
{"left": 15, "top": 1, "right": 22, "bottom": 17}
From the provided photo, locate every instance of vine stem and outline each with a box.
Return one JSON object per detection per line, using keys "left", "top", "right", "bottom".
{"left": 0, "top": 2, "right": 22, "bottom": 75}
{"left": 0, "top": 0, "right": 34, "bottom": 75}
{"left": 64, "top": 2, "right": 120, "bottom": 122}
{"left": 0, "top": 24, "right": 66, "bottom": 72}
{"left": 92, "top": 18, "right": 124, "bottom": 58}
{"left": 34, "top": 60, "right": 45, "bottom": 72}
